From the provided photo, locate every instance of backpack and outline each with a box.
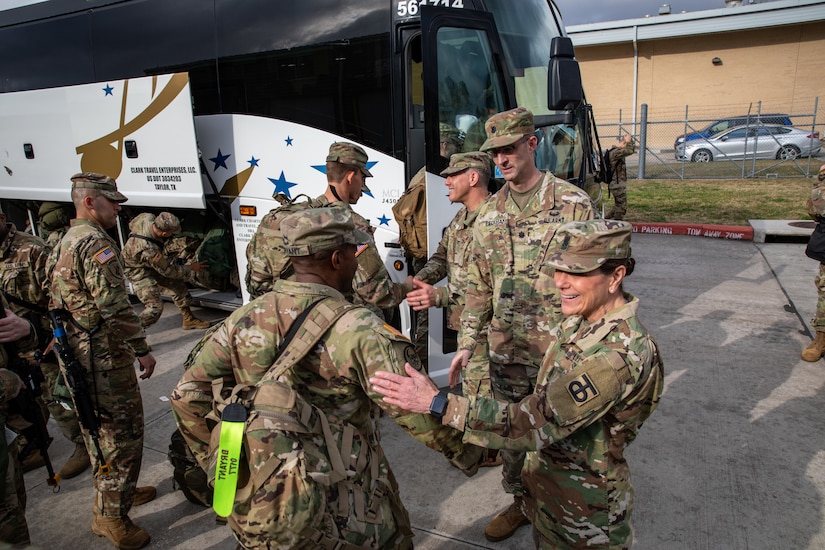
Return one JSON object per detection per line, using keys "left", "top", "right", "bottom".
{"left": 601, "top": 148, "right": 615, "bottom": 185}
{"left": 391, "top": 172, "right": 428, "bottom": 260}
{"left": 244, "top": 194, "right": 315, "bottom": 297}
{"left": 205, "top": 298, "right": 412, "bottom": 548}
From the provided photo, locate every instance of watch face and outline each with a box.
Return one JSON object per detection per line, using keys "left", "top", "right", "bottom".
{"left": 431, "top": 391, "right": 448, "bottom": 418}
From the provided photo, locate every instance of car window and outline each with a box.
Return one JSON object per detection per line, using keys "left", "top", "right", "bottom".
{"left": 724, "top": 129, "right": 748, "bottom": 140}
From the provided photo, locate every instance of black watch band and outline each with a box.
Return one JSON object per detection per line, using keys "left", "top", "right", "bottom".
{"left": 429, "top": 390, "right": 449, "bottom": 419}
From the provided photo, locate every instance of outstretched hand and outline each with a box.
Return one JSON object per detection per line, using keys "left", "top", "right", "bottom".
{"left": 448, "top": 349, "right": 471, "bottom": 388}
{"left": 370, "top": 363, "right": 439, "bottom": 414}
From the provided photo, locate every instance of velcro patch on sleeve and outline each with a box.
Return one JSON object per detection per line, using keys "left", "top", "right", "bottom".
{"left": 355, "top": 243, "right": 369, "bottom": 257}
{"left": 547, "top": 351, "right": 628, "bottom": 426}
{"left": 94, "top": 246, "right": 116, "bottom": 264}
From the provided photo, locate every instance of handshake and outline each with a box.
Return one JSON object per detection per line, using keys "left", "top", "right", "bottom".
{"left": 403, "top": 276, "right": 439, "bottom": 311}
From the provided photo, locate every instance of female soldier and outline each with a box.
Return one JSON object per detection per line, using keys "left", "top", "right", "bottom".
{"left": 370, "top": 219, "right": 664, "bottom": 549}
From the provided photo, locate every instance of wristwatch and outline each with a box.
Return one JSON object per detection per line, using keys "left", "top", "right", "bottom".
{"left": 429, "top": 390, "right": 449, "bottom": 419}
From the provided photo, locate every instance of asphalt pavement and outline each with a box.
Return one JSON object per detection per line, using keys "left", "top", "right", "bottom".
{"left": 20, "top": 231, "right": 825, "bottom": 549}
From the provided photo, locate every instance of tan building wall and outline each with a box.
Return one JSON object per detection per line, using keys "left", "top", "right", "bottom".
{"left": 576, "top": 22, "right": 825, "bottom": 146}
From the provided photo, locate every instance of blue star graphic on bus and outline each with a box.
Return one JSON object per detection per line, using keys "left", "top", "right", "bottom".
{"left": 377, "top": 214, "right": 390, "bottom": 226}
{"left": 268, "top": 171, "right": 297, "bottom": 197}
{"left": 209, "top": 149, "right": 231, "bottom": 170}
{"left": 285, "top": 136, "right": 294, "bottom": 146}
{"left": 248, "top": 156, "right": 260, "bottom": 167}
{"left": 103, "top": 84, "right": 114, "bottom": 96}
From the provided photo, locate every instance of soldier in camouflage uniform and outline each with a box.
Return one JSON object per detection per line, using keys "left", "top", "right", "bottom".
{"left": 453, "top": 107, "right": 597, "bottom": 541}
{"left": 49, "top": 172, "right": 158, "bottom": 550}
{"left": 0, "top": 297, "right": 38, "bottom": 546}
{"left": 172, "top": 205, "right": 482, "bottom": 549}
{"left": 406, "top": 151, "right": 494, "bottom": 398}
{"left": 802, "top": 164, "right": 825, "bottom": 361}
{"left": 38, "top": 201, "right": 74, "bottom": 248}
{"left": 372, "top": 219, "right": 665, "bottom": 549}
{"left": 245, "top": 142, "right": 409, "bottom": 316}
{"left": 0, "top": 209, "right": 90, "bottom": 479}
{"left": 395, "top": 123, "right": 464, "bottom": 371}
{"left": 122, "top": 211, "right": 211, "bottom": 330}
{"left": 604, "top": 135, "right": 636, "bottom": 220}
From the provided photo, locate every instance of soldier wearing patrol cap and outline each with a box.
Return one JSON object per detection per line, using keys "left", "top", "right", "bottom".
{"left": 452, "top": 107, "right": 597, "bottom": 541}
{"left": 173, "top": 205, "right": 483, "bottom": 549}
{"left": 122, "top": 211, "right": 211, "bottom": 330}
{"left": 245, "top": 141, "right": 408, "bottom": 318}
{"left": 371, "top": 218, "right": 665, "bottom": 550}
{"left": 48, "top": 172, "right": 157, "bottom": 550}
{"left": 405, "top": 151, "right": 498, "bottom": 418}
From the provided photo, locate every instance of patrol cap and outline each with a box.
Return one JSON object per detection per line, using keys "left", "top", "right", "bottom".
{"left": 70, "top": 172, "right": 128, "bottom": 203}
{"left": 480, "top": 107, "right": 535, "bottom": 152}
{"left": 440, "top": 151, "right": 492, "bottom": 177}
{"left": 327, "top": 141, "right": 373, "bottom": 179}
{"left": 439, "top": 122, "right": 463, "bottom": 146}
{"left": 545, "top": 219, "right": 632, "bottom": 274}
{"left": 153, "top": 212, "right": 181, "bottom": 234}
{"left": 281, "top": 205, "right": 371, "bottom": 257}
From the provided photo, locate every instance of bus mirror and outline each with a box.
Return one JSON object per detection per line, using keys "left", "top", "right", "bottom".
{"left": 547, "top": 36, "right": 582, "bottom": 111}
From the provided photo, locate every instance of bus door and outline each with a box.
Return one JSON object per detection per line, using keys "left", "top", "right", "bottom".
{"left": 419, "top": 6, "right": 513, "bottom": 387}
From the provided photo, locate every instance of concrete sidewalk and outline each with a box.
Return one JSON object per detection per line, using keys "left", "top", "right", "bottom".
{"left": 20, "top": 234, "right": 825, "bottom": 549}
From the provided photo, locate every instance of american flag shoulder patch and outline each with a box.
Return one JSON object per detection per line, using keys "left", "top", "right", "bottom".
{"left": 94, "top": 247, "right": 116, "bottom": 264}
{"left": 355, "top": 243, "right": 369, "bottom": 257}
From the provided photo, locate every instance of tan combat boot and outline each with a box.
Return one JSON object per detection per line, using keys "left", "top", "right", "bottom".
{"left": 59, "top": 443, "right": 91, "bottom": 479}
{"left": 484, "top": 495, "right": 530, "bottom": 542}
{"left": 802, "top": 331, "right": 825, "bottom": 362}
{"left": 180, "top": 307, "right": 210, "bottom": 330}
{"left": 91, "top": 514, "right": 150, "bottom": 550}
{"left": 133, "top": 486, "right": 157, "bottom": 506}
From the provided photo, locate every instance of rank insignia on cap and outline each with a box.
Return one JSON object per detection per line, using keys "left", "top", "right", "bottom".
{"left": 94, "top": 247, "right": 116, "bottom": 264}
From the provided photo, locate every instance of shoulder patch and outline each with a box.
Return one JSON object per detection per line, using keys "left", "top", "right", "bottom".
{"left": 94, "top": 247, "right": 116, "bottom": 264}
{"left": 382, "top": 324, "right": 408, "bottom": 341}
{"left": 547, "top": 351, "right": 628, "bottom": 426}
{"left": 355, "top": 243, "right": 369, "bottom": 257}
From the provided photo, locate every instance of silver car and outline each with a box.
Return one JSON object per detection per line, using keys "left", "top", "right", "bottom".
{"left": 675, "top": 125, "right": 821, "bottom": 162}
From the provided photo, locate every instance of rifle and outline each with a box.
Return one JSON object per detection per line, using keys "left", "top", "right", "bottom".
{"left": 48, "top": 309, "right": 110, "bottom": 475}
{"left": 0, "top": 306, "right": 59, "bottom": 488}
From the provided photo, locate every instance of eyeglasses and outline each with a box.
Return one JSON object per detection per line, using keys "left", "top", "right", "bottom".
{"left": 488, "top": 136, "right": 529, "bottom": 157}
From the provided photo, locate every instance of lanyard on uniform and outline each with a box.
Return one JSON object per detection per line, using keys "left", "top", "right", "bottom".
{"left": 212, "top": 403, "right": 247, "bottom": 517}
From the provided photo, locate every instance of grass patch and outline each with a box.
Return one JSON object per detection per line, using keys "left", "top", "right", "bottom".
{"left": 607, "top": 178, "right": 812, "bottom": 226}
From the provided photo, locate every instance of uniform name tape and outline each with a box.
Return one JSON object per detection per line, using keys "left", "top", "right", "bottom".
{"left": 212, "top": 403, "right": 247, "bottom": 517}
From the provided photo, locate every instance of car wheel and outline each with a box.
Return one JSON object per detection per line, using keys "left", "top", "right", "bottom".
{"left": 691, "top": 149, "right": 713, "bottom": 163}
{"left": 777, "top": 145, "right": 800, "bottom": 160}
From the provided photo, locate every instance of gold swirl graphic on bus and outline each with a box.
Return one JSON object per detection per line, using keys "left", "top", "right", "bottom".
{"left": 76, "top": 73, "right": 189, "bottom": 179}
{"left": 220, "top": 166, "right": 254, "bottom": 199}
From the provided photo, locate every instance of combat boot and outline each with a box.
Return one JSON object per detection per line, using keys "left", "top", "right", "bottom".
{"left": 21, "top": 450, "right": 45, "bottom": 473}
{"left": 802, "top": 331, "right": 825, "bottom": 361}
{"left": 91, "top": 514, "right": 150, "bottom": 550}
{"left": 59, "top": 443, "right": 90, "bottom": 479}
{"left": 132, "top": 486, "right": 157, "bottom": 506}
{"left": 484, "top": 495, "right": 530, "bottom": 542}
{"left": 180, "top": 307, "right": 210, "bottom": 330}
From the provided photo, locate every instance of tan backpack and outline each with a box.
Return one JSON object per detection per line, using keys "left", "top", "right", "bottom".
{"left": 391, "top": 176, "right": 428, "bottom": 260}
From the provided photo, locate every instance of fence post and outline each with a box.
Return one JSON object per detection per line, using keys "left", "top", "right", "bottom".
{"left": 638, "top": 103, "right": 648, "bottom": 179}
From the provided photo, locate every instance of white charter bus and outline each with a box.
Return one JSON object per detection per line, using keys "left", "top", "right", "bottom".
{"left": 0, "top": 0, "right": 598, "bottom": 385}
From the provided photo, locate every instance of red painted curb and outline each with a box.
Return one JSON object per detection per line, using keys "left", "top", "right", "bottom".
{"left": 629, "top": 222, "right": 753, "bottom": 241}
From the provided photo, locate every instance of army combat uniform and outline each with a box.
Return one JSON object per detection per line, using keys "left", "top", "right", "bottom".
{"left": 173, "top": 206, "right": 480, "bottom": 549}
{"left": 0, "top": 293, "right": 36, "bottom": 545}
{"left": 802, "top": 164, "right": 825, "bottom": 361}
{"left": 0, "top": 222, "right": 85, "bottom": 471}
{"left": 444, "top": 220, "right": 664, "bottom": 549}
{"left": 50, "top": 218, "right": 150, "bottom": 518}
{"left": 458, "top": 170, "right": 596, "bottom": 496}
{"left": 122, "top": 212, "right": 209, "bottom": 329}
{"left": 605, "top": 138, "right": 636, "bottom": 220}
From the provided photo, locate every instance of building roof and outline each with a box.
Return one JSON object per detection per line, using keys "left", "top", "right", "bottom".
{"left": 567, "top": 0, "right": 825, "bottom": 46}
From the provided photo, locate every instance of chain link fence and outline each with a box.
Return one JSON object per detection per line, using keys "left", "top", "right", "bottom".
{"left": 596, "top": 99, "right": 824, "bottom": 179}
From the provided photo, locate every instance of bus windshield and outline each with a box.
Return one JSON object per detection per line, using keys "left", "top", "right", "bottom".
{"left": 484, "top": 0, "right": 584, "bottom": 180}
